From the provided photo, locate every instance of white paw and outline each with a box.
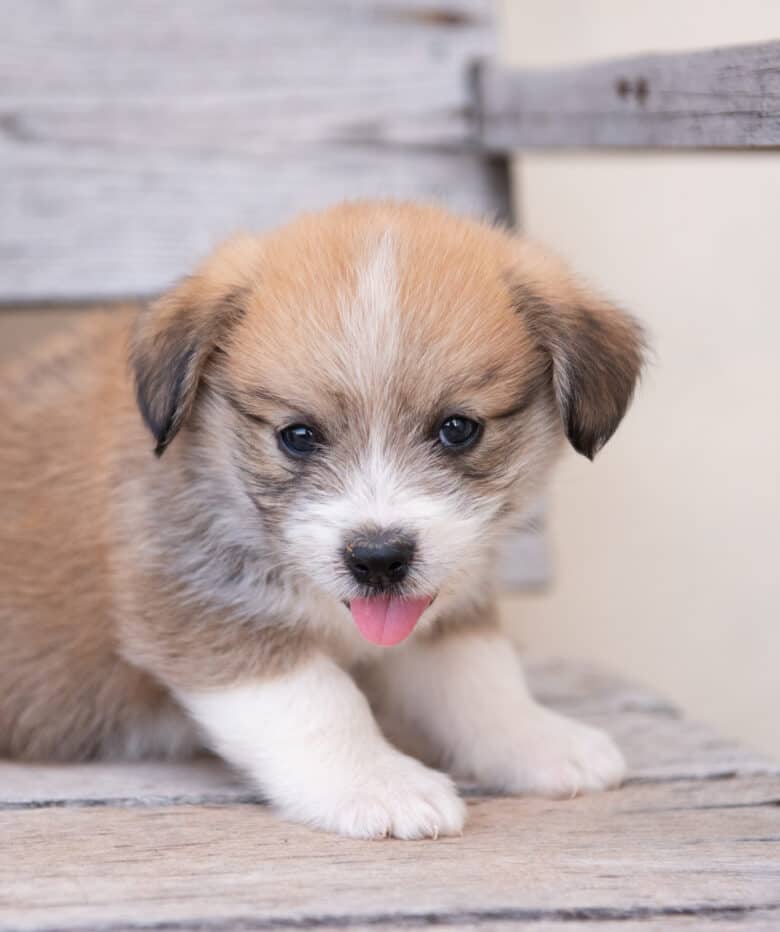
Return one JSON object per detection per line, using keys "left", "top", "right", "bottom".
{"left": 286, "top": 752, "right": 466, "bottom": 840}
{"left": 477, "top": 707, "right": 626, "bottom": 798}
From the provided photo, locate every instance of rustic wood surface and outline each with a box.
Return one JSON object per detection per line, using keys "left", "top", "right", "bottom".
{"left": 2, "top": 658, "right": 778, "bottom": 931}
{"left": 474, "top": 39, "right": 780, "bottom": 152}
{"left": 0, "top": 0, "right": 505, "bottom": 302}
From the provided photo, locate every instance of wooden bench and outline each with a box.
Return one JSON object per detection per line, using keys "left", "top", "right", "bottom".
{"left": 2, "top": 658, "right": 778, "bottom": 930}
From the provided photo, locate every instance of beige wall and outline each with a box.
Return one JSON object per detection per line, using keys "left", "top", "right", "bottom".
{"left": 499, "top": 1, "right": 780, "bottom": 756}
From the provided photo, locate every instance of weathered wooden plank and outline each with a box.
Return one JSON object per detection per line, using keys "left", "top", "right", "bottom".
{"left": 0, "top": 139, "right": 507, "bottom": 304}
{"left": 103, "top": 916, "right": 780, "bottom": 932}
{"left": 1, "top": 659, "right": 776, "bottom": 809}
{"left": 497, "top": 501, "right": 550, "bottom": 591}
{"left": 497, "top": 525, "right": 550, "bottom": 590}
{"left": 350, "top": 915, "right": 780, "bottom": 932}
{"left": 0, "top": 0, "right": 503, "bottom": 302}
{"left": 81, "top": 915, "right": 780, "bottom": 932}
{"left": 474, "top": 39, "right": 780, "bottom": 151}
{"left": 1, "top": 777, "right": 778, "bottom": 930}
{"left": 2, "top": 0, "right": 490, "bottom": 150}
{"left": 352, "top": 915, "right": 780, "bottom": 932}
{"left": 0, "top": 758, "right": 250, "bottom": 810}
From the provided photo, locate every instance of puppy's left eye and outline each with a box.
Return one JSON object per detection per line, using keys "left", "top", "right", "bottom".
{"left": 278, "top": 423, "right": 321, "bottom": 458}
{"left": 437, "top": 415, "right": 482, "bottom": 450}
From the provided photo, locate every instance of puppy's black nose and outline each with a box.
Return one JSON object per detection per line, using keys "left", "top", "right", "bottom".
{"left": 344, "top": 531, "right": 416, "bottom": 590}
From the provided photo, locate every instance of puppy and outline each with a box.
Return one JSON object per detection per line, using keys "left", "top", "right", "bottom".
{"left": 0, "top": 202, "right": 643, "bottom": 838}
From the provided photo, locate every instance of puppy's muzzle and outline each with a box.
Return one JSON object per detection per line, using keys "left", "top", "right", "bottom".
{"left": 344, "top": 530, "right": 415, "bottom": 591}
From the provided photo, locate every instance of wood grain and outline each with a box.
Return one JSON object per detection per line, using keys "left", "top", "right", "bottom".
{"left": 2, "top": 777, "right": 778, "bottom": 930}
{"left": 352, "top": 916, "right": 780, "bottom": 932}
{"left": 474, "top": 39, "right": 780, "bottom": 151}
{"left": 1, "top": 659, "right": 778, "bottom": 929}
{"left": 0, "top": 0, "right": 504, "bottom": 302}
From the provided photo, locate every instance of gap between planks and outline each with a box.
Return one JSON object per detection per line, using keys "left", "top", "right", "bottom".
{"left": 5, "top": 904, "right": 780, "bottom": 932}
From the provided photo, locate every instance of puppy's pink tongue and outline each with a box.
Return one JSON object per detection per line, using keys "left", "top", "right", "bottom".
{"left": 349, "top": 596, "right": 432, "bottom": 646}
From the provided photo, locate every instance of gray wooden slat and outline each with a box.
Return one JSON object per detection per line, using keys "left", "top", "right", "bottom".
{"left": 2, "top": 777, "right": 778, "bottom": 930}
{"left": 356, "top": 916, "right": 780, "bottom": 932}
{"left": 0, "top": 758, "right": 250, "bottom": 809}
{"left": 0, "top": 0, "right": 502, "bottom": 302}
{"left": 497, "top": 500, "right": 549, "bottom": 591}
{"left": 473, "top": 39, "right": 780, "bottom": 152}
{"left": 350, "top": 915, "right": 780, "bottom": 932}
{"left": 496, "top": 525, "right": 549, "bottom": 589}
{"left": 2, "top": 660, "right": 776, "bottom": 810}
{"left": 30, "top": 916, "right": 780, "bottom": 932}
{"left": 0, "top": 148, "right": 506, "bottom": 302}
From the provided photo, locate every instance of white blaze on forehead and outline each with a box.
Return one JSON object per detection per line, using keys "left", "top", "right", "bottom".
{"left": 339, "top": 232, "right": 400, "bottom": 391}
{"left": 293, "top": 232, "right": 490, "bottom": 594}
{"left": 278, "top": 229, "right": 505, "bottom": 605}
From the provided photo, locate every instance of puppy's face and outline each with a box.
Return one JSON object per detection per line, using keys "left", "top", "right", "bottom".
{"left": 133, "top": 203, "right": 643, "bottom": 644}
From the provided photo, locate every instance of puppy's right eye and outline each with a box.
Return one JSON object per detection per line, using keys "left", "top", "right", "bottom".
{"left": 437, "top": 415, "right": 482, "bottom": 450}
{"left": 278, "top": 423, "right": 321, "bottom": 458}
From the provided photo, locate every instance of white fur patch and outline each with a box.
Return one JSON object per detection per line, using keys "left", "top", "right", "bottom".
{"left": 367, "top": 632, "right": 626, "bottom": 797}
{"left": 179, "top": 654, "right": 465, "bottom": 839}
{"left": 285, "top": 440, "right": 491, "bottom": 606}
{"left": 273, "top": 229, "right": 511, "bottom": 624}
{"left": 337, "top": 232, "right": 400, "bottom": 395}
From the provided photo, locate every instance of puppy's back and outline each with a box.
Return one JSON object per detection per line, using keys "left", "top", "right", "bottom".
{"left": 0, "top": 311, "right": 182, "bottom": 760}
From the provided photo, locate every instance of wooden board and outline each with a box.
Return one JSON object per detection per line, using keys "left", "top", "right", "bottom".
{"left": 1, "top": 659, "right": 778, "bottom": 930}
{"left": 0, "top": 0, "right": 505, "bottom": 303}
{"left": 2, "top": 778, "right": 778, "bottom": 930}
{"left": 473, "top": 39, "right": 780, "bottom": 152}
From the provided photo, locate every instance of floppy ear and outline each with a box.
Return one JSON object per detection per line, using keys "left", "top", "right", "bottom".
{"left": 131, "top": 275, "right": 245, "bottom": 456}
{"left": 511, "top": 255, "right": 645, "bottom": 460}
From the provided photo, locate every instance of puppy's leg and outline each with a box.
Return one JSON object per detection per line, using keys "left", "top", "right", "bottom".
{"left": 367, "top": 625, "right": 626, "bottom": 798}
{"left": 179, "top": 653, "right": 465, "bottom": 839}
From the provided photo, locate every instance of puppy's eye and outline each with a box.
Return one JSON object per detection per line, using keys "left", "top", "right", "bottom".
{"left": 278, "top": 424, "right": 321, "bottom": 458}
{"left": 437, "top": 415, "right": 482, "bottom": 450}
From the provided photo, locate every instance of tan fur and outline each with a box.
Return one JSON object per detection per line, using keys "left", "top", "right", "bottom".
{"left": 0, "top": 201, "right": 643, "bottom": 762}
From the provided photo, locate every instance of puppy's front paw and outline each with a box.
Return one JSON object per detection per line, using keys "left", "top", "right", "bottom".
{"left": 482, "top": 707, "right": 626, "bottom": 798}
{"left": 290, "top": 752, "right": 466, "bottom": 840}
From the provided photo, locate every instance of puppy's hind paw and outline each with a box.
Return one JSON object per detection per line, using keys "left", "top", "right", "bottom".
{"left": 484, "top": 707, "right": 627, "bottom": 799}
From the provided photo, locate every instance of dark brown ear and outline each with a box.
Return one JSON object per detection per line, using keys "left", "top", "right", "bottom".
{"left": 131, "top": 276, "right": 245, "bottom": 456}
{"left": 512, "top": 280, "right": 645, "bottom": 460}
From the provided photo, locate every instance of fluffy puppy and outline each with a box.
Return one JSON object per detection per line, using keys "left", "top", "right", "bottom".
{"left": 0, "top": 201, "right": 643, "bottom": 838}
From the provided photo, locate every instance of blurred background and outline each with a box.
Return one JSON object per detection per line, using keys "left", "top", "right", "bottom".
{"left": 1, "top": 1, "right": 778, "bottom": 756}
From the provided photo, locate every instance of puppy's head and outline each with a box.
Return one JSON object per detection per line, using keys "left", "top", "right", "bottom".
{"left": 133, "top": 202, "right": 643, "bottom": 644}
